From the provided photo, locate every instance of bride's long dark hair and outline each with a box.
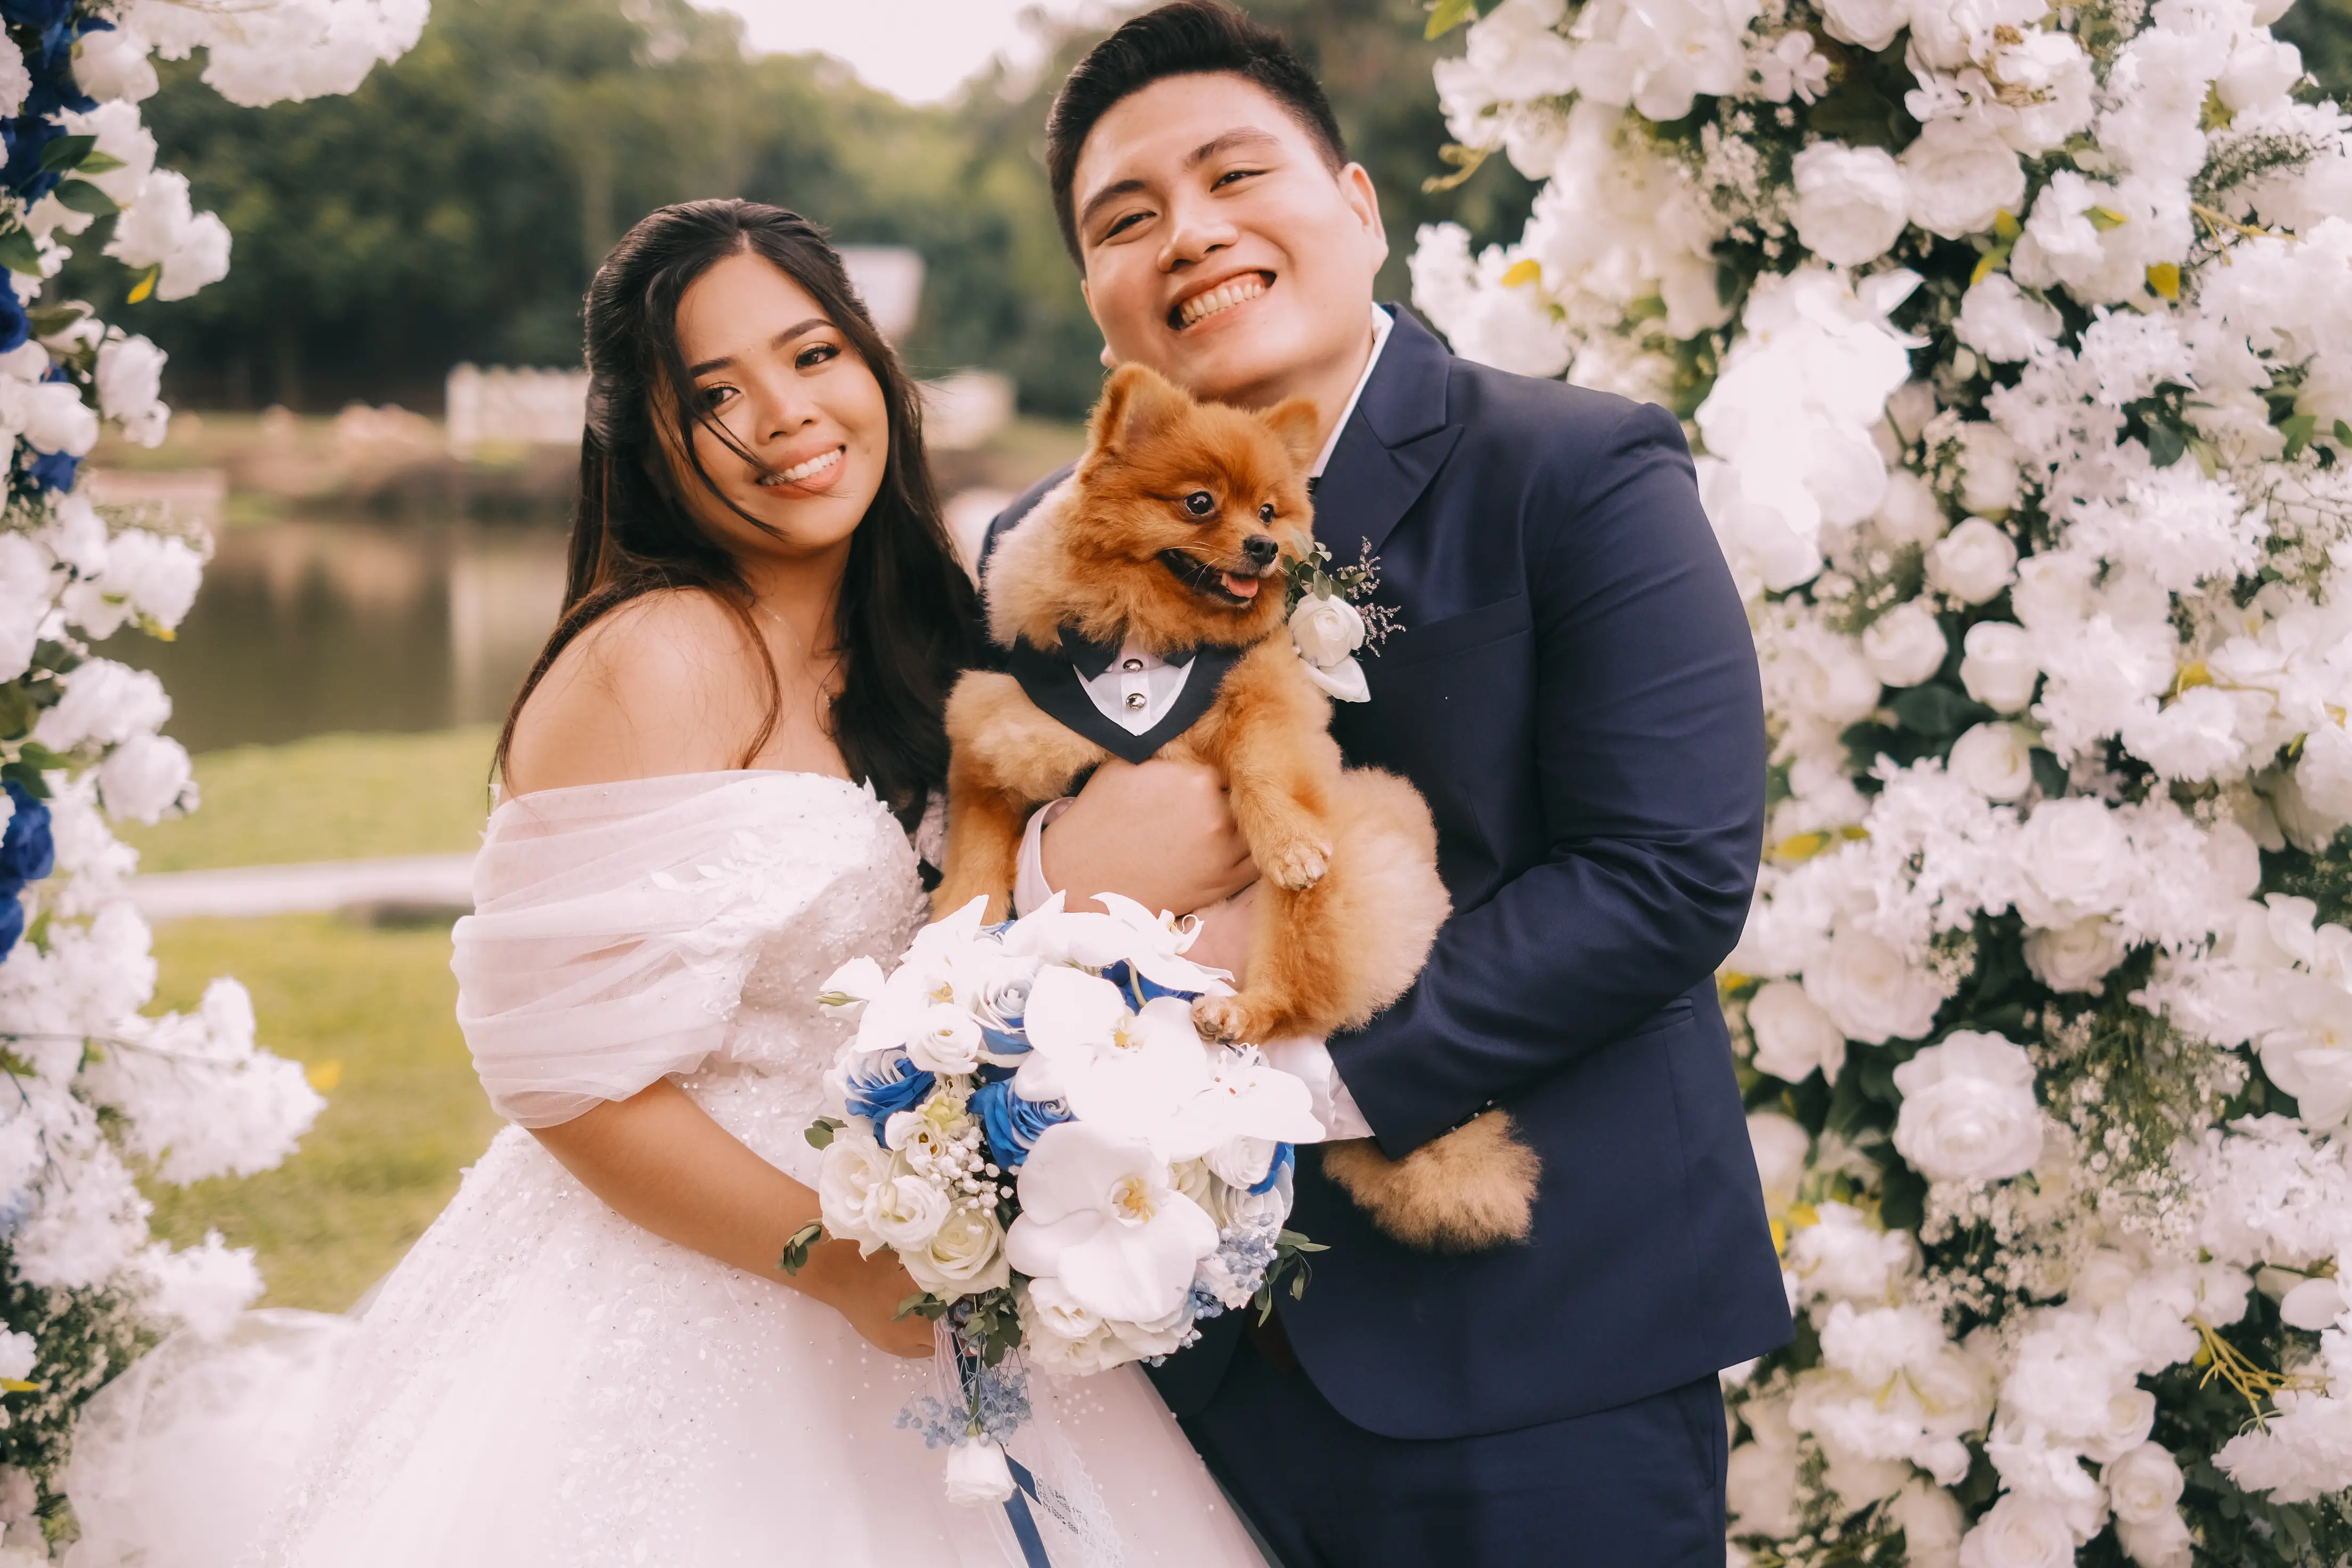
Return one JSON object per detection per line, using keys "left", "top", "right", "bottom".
{"left": 494, "top": 199, "right": 987, "bottom": 820}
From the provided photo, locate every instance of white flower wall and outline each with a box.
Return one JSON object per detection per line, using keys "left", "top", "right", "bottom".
{"left": 1417, "top": 0, "right": 2352, "bottom": 1562}
{"left": 0, "top": 0, "right": 421, "bottom": 1538}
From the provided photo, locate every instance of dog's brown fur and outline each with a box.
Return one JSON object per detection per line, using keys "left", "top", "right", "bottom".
{"left": 936, "top": 363, "right": 1539, "bottom": 1252}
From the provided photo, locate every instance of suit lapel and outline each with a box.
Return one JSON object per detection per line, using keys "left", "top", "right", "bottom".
{"left": 1313, "top": 308, "right": 1461, "bottom": 566}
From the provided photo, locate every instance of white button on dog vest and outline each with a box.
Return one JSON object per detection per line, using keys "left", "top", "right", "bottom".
{"left": 1124, "top": 691, "right": 1147, "bottom": 710}
{"left": 1122, "top": 658, "right": 1144, "bottom": 672}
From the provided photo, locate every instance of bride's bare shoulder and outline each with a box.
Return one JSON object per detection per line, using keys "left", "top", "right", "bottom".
{"left": 504, "top": 589, "right": 769, "bottom": 795}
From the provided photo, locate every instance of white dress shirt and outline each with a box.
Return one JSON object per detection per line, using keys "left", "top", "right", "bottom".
{"left": 1009, "top": 306, "right": 1397, "bottom": 1140}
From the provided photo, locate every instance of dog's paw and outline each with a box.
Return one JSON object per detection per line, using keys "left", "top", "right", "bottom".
{"left": 1264, "top": 837, "right": 1332, "bottom": 891}
{"left": 1192, "top": 994, "right": 1254, "bottom": 1043}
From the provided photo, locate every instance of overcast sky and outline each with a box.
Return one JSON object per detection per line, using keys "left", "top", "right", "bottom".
{"left": 695, "top": 1, "right": 1116, "bottom": 103}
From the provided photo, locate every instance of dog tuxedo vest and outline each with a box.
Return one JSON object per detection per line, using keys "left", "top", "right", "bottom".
{"left": 1006, "top": 627, "right": 1245, "bottom": 767}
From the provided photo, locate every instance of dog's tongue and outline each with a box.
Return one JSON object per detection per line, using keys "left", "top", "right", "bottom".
{"left": 1220, "top": 571, "right": 1262, "bottom": 600}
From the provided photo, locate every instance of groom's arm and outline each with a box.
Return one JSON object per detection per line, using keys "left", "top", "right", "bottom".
{"left": 1337, "top": 399, "right": 1766, "bottom": 1160}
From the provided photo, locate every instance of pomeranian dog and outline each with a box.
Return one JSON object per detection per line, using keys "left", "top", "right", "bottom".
{"left": 933, "top": 363, "right": 1539, "bottom": 1252}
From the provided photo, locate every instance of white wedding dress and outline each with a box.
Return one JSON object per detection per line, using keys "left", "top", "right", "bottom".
{"left": 63, "top": 771, "right": 1267, "bottom": 1568}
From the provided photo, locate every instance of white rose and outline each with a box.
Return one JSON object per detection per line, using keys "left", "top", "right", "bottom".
{"left": 1955, "top": 275, "right": 2062, "bottom": 364}
{"left": 1958, "top": 622, "right": 2038, "bottom": 713}
{"left": 1288, "top": 593, "right": 1366, "bottom": 669}
{"left": 1804, "top": 927, "right": 1946, "bottom": 1044}
{"left": 95, "top": 335, "right": 168, "bottom": 448}
{"left": 20, "top": 381, "right": 97, "bottom": 459}
{"left": 943, "top": 1439, "right": 1016, "bottom": 1507}
{"left": 1949, "top": 722, "right": 2034, "bottom": 801}
{"left": 97, "top": 732, "right": 192, "bottom": 824}
{"left": 2217, "top": 38, "right": 2302, "bottom": 114}
{"left": 1876, "top": 468, "right": 1948, "bottom": 548}
{"left": 1861, "top": 602, "right": 1948, "bottom": 688}
{"left": 905, "top": 1004, "right": 983, "bottom": 1075}
{"left": 32, "top": 659, "right": 171, "bottom": 752}
{"left": 2022, "top": 916, "right": 2127, "bottom": 994}
{"left": 0, "top": 1330, "right": 32, "bottom": 1385}
{"left": 92, "top": 528, "right": 202, "bottom": 633}
{"left": 1892, "top": 1480, "right": 1966, "bottom": 1568}
{"left": 1747, "top": 979, "right": 1848, "bottom": 1083}
{"left": 2083, "top": 1385, "right": 2158, "bottom": 1463}
{"left": 1902, "top": 117, "right": 2027, "bottom": 241}
{"left": 1957, "top": 1493, "right": 2075, "bottom": 1568}
{"left": 900, "top": 1206, "right": 1011, "bottom": 1301}
{"left": 1931, "top": 519, "right": 2020, "bottom": 605}
{"left": 868, "top": 1172, "right": 951, "bottom": 1250}
{"left": 2103, "top": 1443, "right": 2185, "bottom": 1524}
{"left": 1818, "top": 0, "right": 1910, "bottom": 51}
{"left": 73, "top": 26, "right": 159, "bottom": 103}
{"left": 2116, "top": 1513, "right": 2193, "bottom": 1568}
{"left": 815, "top": 1124, "right": 896, "bottom": 1245}
{"left": 1746, "top": 1110, "right": 1810, "bottom": 1214}
{"left": 1792, "top": 142, "right": 1910, "bottom": 269}
{"left": 1892, "top": 1031, "right": 2045, "bottom": 1183}
{"left": 2015, "top": 797, "right": 2134, "bottom": 926}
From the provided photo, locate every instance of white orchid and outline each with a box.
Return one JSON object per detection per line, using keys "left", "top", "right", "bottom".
{"left": 1005, "top": 1121, "right": 1219, "bottom": 1324}
{"left": 1011, "top": 966, "right": 1213, "bottom": 1139}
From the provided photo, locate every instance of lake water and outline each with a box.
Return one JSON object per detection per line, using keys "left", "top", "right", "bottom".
{"left": 110, "top": 515, "right": 573, "bottom": 754}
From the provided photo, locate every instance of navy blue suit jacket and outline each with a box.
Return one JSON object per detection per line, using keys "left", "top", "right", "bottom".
{"left": 982, "top": 308, "right": 1791, "bottom": 1441}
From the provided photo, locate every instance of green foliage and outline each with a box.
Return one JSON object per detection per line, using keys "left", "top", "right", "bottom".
{"left": 89, "top": 0, "right": 1536, "bottom": 418}
{"left": 2276, "top": 0, "right": 2352, "bottom": 102}
{"left": 0, "top": 1275, "right": 152, "bottom": 1497}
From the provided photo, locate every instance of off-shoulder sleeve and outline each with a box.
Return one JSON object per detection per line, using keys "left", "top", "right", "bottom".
{"left": 451, "top": 772, "right": 888, "bottom": 1128}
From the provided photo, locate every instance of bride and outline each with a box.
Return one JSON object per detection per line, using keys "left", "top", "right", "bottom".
{"left": 63, "top": 199, "right": 1268, "bottom": 1568}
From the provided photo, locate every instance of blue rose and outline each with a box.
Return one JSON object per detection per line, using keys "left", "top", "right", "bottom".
{"left": 26, "top": 448, "right": 76, "bottom": 494}
{"left": 969, "top": 1079, "right": 1072, "bottom": 1169}
{"left": 844, "top": 1053, "right": 934, "bottom": 1129}
{"left": 1, "top": 784, "right": 53, "bottom": 884}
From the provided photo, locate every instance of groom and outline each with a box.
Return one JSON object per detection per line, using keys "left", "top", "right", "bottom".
{"left": 982, "top": 4, "right": 1791, "bottom": 1562}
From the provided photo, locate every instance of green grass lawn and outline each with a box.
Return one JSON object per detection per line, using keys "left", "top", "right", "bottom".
{"left": 140, "top": 912, "right": 502, "bottom": 1311}
{"left": 119, "top": 726, "right": 497, "bottom": 872}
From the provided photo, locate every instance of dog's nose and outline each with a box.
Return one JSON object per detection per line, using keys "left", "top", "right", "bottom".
{"left": 1241, "top": 534, "right": 1279, "bottom": 568}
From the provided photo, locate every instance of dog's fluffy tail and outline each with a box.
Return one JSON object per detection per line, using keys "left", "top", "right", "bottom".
{"left": 1320, "top": 1110, "right": 1541, "bottom": 1251}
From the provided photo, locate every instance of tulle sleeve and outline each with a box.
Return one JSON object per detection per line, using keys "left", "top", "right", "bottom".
{"left": 452, "top": 771, "right": 889, "bottom": 1128}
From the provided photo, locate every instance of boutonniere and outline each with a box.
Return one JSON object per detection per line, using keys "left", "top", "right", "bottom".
{"left": 1282, "top": 536, "right": 1399, "bottom": 704}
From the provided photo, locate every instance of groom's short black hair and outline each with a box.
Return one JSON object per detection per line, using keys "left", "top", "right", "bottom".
{"left": 1046, "top": 1, "right": 1348, "bottom": 263}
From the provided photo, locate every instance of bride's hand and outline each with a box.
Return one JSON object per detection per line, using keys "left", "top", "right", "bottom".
{"left": 810, "top": 1241, "right": 937, "bottom": 1359}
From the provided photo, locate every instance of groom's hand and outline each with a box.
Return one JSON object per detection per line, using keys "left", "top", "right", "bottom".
{"left": 1041, "top": 759, "right": 1256, "bottom": 916}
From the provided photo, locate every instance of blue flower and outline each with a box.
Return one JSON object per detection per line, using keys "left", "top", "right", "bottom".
{"left": 1, "top": 784, "right": 53, "bottom": 884}
{"left": 1248, "top": 1141, "right": 1296, "bottom": 1195}
{"left": 844, "top": 1053, "right": 934, "bottom": 1129}
{"left": 969, "top": 1079, "right": 1072, "bottom": 1169}
{"left": 0, "top": 0, "right": 74, "bottom": 30}
{"left": 0, "top": 115, "right": 64, "bottom": 202}
{"left": 26, "top": 448, "right": 76, "bottom": 494}
{"left": 0, "top": 277, "right": 28, "bottom": 357}
{"left": 0, "top": 882, "right": 23, "bottom": 964}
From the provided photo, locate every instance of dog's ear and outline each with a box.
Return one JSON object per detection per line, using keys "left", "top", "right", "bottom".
{"left": 1259, "top": 395, "right": 1321, "bottom": 471}
{"left": 1089, "top": 363, "right": 1191, "bottom": 458}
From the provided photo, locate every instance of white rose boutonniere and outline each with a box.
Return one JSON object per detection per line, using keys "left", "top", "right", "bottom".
{"left": 1281, "top": 535, "right": 1399, "bottom": 703}
{"left": 1289, "top": 593, "right": 1369, "bottom": 701}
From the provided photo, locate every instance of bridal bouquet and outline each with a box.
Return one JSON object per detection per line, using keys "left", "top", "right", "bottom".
{"left": 797, "top": 893, "right": 1326, "bottom": 1505}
